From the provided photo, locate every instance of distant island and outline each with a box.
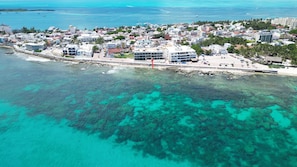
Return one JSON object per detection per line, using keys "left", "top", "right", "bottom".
{"left": 0, "top": 8, "right": 55, "bottom": 12}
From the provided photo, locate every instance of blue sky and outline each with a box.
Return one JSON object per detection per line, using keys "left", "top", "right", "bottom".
{"left": 1, "top": 0, "right": 297, "bottom": 8}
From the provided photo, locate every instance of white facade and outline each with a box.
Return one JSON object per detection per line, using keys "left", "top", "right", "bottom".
{"left": 69, "top": 25, "right": 77, "bottom": 34}
{"left": 134, "top": 37, "right": 152, "bottom": 48}
{"left": 25, "top": 43, "right": 45, "bottom": 51}
{"left": 133, "top": 48, "right": 164, "bottom": 60}
{"left": 77, "top": 34, "right": 99, "bottom": 42}
{"left": 272, "top": 18, "right": 297, "bottom": 29}
{"left": 77, "top": 44, "right": 93, "bottom": 57}
{"left": 63, "top": 44, "right": 78, "bottom": 56}
{"left": 166, "top": 45, "right": 197, "bottom": 63}
{"left": 77, "top": 49, "right": 93, "bottom": 57}
{"left": 106, "top": 42, "right": 117, "bottom": 49}
{"left": 0, "top": 24, "right": 13, "bottom": 35}
{"left": 255, "top": 31, "right": 273, "bottom": 43}
{"left": 208, "top": 44, "right": 228, "bottom": 55}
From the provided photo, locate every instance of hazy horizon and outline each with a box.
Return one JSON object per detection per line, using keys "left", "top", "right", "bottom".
{"left": 1, "top": 0, "right": 297, "bottom": 8}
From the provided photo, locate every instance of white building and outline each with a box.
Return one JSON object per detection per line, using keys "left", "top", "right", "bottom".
{"left": 77, "top": 44, "right": 93, "bottom": 57}
{"left": 255, "top": 31, "right": 273, "bottom": 43}
{"left": 25, "top": 42, "right": 45, "bottom": 51}
{"left": 272, "top": 18, "right": 297, "bottom": 29}
{"left": 0, "top": 24, "right": 13, "bottom": 35}
{"left": 165, "top": 45, "right": 197, "bottom": 63}
{"left": 106, "top": 42, "right": 117, "bottom": 49}
{"left": 190, "top": 37, "right": 204, "bottom": 45}
{"left": 133, "top": 47, "right": 164, "bottom": 60}
{"left": 69, "top": 25, "right": 77, "bottom": 34}
{"left": 63, "top": 44, "right": 78, "bottom": 56}
{"left": 77, "top": 34, "right": 99, "bottom": 42}
{"left": 208, "top": 44, "right": 228, "bottom": 55}
{"left": 167, "top": 27, "right": 182, "bottom": 36}
{"left": 134, "top": 38, "right": 152, "bottom": 48}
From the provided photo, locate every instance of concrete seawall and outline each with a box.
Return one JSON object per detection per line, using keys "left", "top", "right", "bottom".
{"left": 9, "top": 45, "right": 278, "bottom": 74}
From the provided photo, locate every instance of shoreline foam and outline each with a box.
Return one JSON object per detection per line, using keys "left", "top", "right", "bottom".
{"left": 2, "top": 45, "right": 297, "bottom": 77}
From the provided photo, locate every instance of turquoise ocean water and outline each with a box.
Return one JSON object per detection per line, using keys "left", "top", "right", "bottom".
{"left": 1, "top": 47, "right": 297, "bottom": 166}
{"left": 1, "top": 1, "right": 297, "bottom": 166}
{"left": 0, "top": 0, "right": 297, "bottom": 29}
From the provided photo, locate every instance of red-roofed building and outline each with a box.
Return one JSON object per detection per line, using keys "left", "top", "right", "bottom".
{"left": 107, "top": 48, "right": 122, "bottom": 57}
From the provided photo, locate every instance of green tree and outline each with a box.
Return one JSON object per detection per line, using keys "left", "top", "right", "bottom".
{"left": 243, "top": 19, "right": 276, "bottom": 30}
{"left": 200, "top": 36, "right": 247, "bottom": 47}
{"left": 156, "top": 27, "right": 162, "bottom": 32}
{"left": 191, "top": 44, "right": 204, "bottom": 55}
{"left": 95, "top": 37, "right": 104, "bottom": 44}
{"left": 114, "top": 35, "right": 125, "bottom": 40}
{"left": 92, "top": 45, "right": 99, "bottom": 53}
{"left": 19, "top": 26, "right": 40, "bottom": 33}
{"left": 227, "top": 45, "right": 235, "bottom": 53}
{"left": 289, "top": 29, "right": 297, "bottom": 34}
{"left": 152, "top": 33, "right": 165, "bottom": 39}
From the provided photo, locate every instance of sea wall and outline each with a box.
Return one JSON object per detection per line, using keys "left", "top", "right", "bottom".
{"left": 6, "top": 45, "right": 278, "bottom": 75}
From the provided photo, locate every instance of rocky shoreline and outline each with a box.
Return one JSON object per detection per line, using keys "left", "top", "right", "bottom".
{"left": 0, "top": 45, "right": 292, "bottom": 77}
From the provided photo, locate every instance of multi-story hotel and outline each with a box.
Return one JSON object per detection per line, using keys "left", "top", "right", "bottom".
{"left": 133, "top": 48, "right": 164, "bottom": 60}
{"left": 165, "top": 45, "right": 197, "bottom": 63}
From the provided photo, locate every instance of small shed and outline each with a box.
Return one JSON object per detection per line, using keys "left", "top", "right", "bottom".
{"left": 264, "top": 56, "right": 282, "bottom": 65}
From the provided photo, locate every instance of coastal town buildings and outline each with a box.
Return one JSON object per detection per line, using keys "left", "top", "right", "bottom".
{"left": 77, "top": 33, "right": 100, "bottom": 43}
{"left": 272, "top": 18, "right": 297, "bottom": 29}
{"left": 1, "top": 17, "right": 297, "bottom": 69}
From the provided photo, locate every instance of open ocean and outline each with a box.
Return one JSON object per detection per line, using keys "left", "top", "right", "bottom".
{"left": 1, "top": 47, "right": 297, "bottom": 166}
{"left": 0, "top": 1, "right": 297, "bottom": 30}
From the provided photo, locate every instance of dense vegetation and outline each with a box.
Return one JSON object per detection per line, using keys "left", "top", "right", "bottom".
{"left": 242, "top": 19, "right": 276, "bottom": 30}
{"left": 191, "top": 35, "right": 248, "bottom": 56}
{"left": 289, "top": 29, "right": 297, "bottom": 34}
{"left": 114, "top": 35, "right": 125, "bottom": 40}
{"left": 152, "top": 33, "right": 165, "bottom": 39}
{"left": 191, "top": 44, "right": 204, "bottom": 55}
{"left": 95, "top": 37, "right": 104, "bottom": 44}
{"left": 191, "top": 34, "right": 297, "bottom": 65}
{"left": 199, "top": 35, "right": 248, "bottom": 46}
{"left": 194, "top": 19, "right": 276, "bottom": 30}
{"left": 238, "top": 43, "right": 297, "bottom": 64}
{"left": 13, "top": 27, "right": 41, "bottom": 33}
